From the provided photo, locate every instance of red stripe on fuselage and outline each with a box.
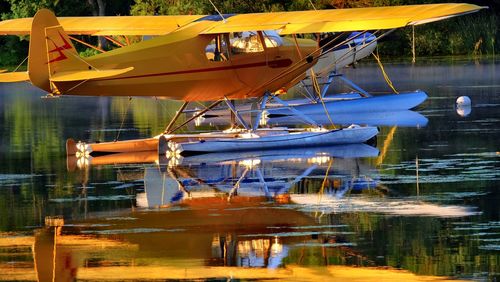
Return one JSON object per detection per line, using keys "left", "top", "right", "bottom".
{"left": 96, "top": 59, "right": 293, "bottom": 82}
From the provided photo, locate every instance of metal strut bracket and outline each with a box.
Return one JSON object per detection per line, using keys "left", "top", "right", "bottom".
{"left": 271, "top": 95, "right": 319, "bottom": 127}
{"left": 224, "top": 97, "right": 250, "bottom": 130}
{"left": 337, "top": 74, "right": 371, "bottom": 97}
{"left": 165, "top": 100, "right": 223, "bottom": 134}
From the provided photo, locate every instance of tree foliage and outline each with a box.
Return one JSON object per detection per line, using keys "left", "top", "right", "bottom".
{"left": 2, "top": 0, "right": 91, "bottom": 19}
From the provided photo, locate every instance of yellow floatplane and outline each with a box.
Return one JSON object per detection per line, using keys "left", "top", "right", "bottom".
{"left": 0, "top": 4, "right": 484, "bottom": 157}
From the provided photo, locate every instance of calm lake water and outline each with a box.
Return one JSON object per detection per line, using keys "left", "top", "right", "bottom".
{"left": 0, "top": 58, "right": 498, "bottom": 281}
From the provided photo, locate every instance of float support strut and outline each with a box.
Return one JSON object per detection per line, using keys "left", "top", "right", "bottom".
{"left": 224, "top": 97, "right": 250, "bottom": 130}
{"left": 166, "top": 100, "right": 223, "bottom": 134}
{"left": 271, "top": 95, "right": 319, "bottom": 127}
{"left": 337, "top": 75, "right": 371, "bottom": 97}
{"left": 164, "top": 101, "right": 189, "bottom": 133}
{"left": 320, "top": 72, "right": 336, "bottom": 98}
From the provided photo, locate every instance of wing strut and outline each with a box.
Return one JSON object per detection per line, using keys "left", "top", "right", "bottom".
{"left": 164, "top": 100, "right": 223, "bottom": 134}
{"left": 68, "top": 36, "right": 105, "bottom": 53}
{"left": 270, "top": 95, "right": 318, "bottom": 127}
{"left": 164, "top": 101, "right": 189, "bottom": 133}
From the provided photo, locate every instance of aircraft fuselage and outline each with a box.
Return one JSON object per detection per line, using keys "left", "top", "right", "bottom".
{"left": 56, "top": 21, "right": 318, "bottom": 101}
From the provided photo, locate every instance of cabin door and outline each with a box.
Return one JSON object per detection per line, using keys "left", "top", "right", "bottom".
{"left": 230, "top": 31, "right": 276, "bottom": 89}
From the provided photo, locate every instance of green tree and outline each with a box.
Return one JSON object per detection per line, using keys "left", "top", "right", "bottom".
{"left": 1, "top": 0, "right": 91, "bottom": 19}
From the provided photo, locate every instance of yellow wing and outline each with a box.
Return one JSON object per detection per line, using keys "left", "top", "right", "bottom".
{"left": 0, "top": 15, "right": 203, "bottom": 36}
{"left": 203, "top": 3, "right": 484, "bottom": 34}
{"left": 0, "top": 71, "right": 29, "bottom": 82}
{"left": 0, "top": 3, "right": 484, "bottom": 36}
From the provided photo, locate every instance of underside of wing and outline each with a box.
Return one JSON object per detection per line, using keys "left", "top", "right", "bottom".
{"left": 50, "top": 67, "right": 134, "bottom": 82}
{"left": 202, "top": 3, "right": 485, "bottom": 34}
{"left": 0, "top": 15, "right": 202, "bottom": 36}
{"left": 0, "top": 71, "right": 29, "bottom": 82}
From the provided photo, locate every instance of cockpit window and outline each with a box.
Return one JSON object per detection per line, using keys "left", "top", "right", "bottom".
{"left": 205, "top": 34, "right": 230, "bottom": 62}
{"left": 262, "top": 30, "right": 283, "bottom": 48}
{"left": 231, "top": 31, "right": 264, "bottom": 54}
{"left": 206, "top": 31, "right": 283, "bottom": 60}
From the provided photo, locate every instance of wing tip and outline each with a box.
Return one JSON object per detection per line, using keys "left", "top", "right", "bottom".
{"left": 0, "top": 71, "right": 29, "bottom": 83}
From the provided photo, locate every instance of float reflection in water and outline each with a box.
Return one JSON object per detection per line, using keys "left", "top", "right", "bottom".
{"left": 67, "top": 143, "right": 478, "bottom": 219}
{"left": 137, "top": 144, "right": 379, "bottom": 208}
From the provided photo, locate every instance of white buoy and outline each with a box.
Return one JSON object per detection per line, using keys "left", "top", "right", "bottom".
{"left": 456, "top": 96, "right": 471, "bottom": 106}
{"left": 456, "top": 96, "right": 472, "bottom": 117}
{"left": 456, "top": 105, "right": 471, "bottom": 117}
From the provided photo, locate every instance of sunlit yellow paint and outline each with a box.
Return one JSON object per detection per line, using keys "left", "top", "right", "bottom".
{"left": 0, "top": 15, "right": 203, "bottom": 36}
{"left": 0, "top": 71, "right": 28, "bottom": 82}
{"left": 50, "top": 67, "right": 134, "bottom": 82}
{"left": 0, "top": 4, "right": 484, "bottom": 100}
{"left": 203, "top": 4, "right": 484, "bottom": 34}
{"left": 0, "top": 4, "right": 483, "bottom": 36}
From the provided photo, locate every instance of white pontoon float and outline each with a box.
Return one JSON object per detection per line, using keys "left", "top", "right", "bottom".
{"left": 193, "top": 90, "right": 427, "bottom": 117}
{"left": 200, "top": 109, "right": 428, "bottom": 128}
{"left": 160, "top": 125, "right": 378, "bottom": 156}
{"left": 266, "top": 91, "right": 427, "bottom": 116}
{"left": 67, "top": 125, "right": 378, "bottom": 157}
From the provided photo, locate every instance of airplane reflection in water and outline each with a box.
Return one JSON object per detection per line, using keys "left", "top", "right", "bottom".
{"left": 68, "top": 143, "right": 479, "bottom": 219}
{"left": 133, "top": 145, "right": 477, "bottom": 218}
{"left": 195, "top": 109, "right": 429, "bottom": 128}
{"left": 10, "top": 145, "right": 480, "bottom": 281}
{"left": 26, "top": 145, "right": 379, "bottom": 280}
{"left": 13, "top": 218, "right": 469, "bottom": 281}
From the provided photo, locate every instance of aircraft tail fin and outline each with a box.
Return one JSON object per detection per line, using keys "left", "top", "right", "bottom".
{"left": 29, "top": 9, "right": 88, "bottom": 93}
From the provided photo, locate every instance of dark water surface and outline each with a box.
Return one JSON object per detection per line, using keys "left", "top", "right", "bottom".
{"left": 0, "top": 59, "right": 498, "bottom": 281}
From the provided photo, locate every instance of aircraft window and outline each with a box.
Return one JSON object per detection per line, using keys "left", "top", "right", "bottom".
{"left": 262, "top": 30, "right": 283, "bottom": 48}
{"left": 230, "top": 32, "right": 264, "bottom": 54}
{"left": 205, "top": 35, "right": 230, "bottom": 62}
